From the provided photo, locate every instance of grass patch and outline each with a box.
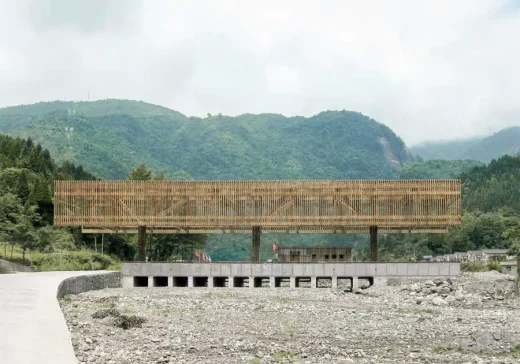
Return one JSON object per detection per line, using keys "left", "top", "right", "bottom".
{"left": 1, "top": 246, "right": 119, "bottom": 271}
{"left": 507, "top": 343, "right": 520, "bottom": 359}
{"left": 462, "top": 262, "right": 489, "bottom": 272}
{"left": 62, "top": 295, "right": 72, "bottom": 305}
{"left": 277, "top": 297, "right": 293, "bottom": 304}
{"left": 248, "top": 359, "right": 261, "bottom": 364}
{"left": 273, "top": 351, "right": 296, "bottom": 362}
{"left": 431, "top": 343, "right": 459, "bottom": 353}
{"left": 202, "top": 292, "right": 233, "bottom": 299}
{"left": 414, "top": 308, "right": 440, "bottom": 315}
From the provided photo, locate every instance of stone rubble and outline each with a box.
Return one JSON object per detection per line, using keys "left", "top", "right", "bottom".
{"left": 60, "top": 271, "right": 520, "bottom": 363}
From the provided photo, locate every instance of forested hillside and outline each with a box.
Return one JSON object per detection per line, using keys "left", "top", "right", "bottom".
{"left": 377, "top": 155, "right": 520, "bottom": 260}
{"left": 0, "top": 100, "right": 414, "bottom": 180}
{"left": 0, "top": 134, "right": 120, "bottom": 270}
{"left": 411, "top": 126, "right": 520, "bottom": 161}
{"left": 398, "top": 160, "right": 484, "bottom": 179}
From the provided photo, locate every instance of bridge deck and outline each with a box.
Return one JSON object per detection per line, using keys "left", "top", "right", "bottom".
{"left": 54, "top": 179, "right": 461, "bottom": 233}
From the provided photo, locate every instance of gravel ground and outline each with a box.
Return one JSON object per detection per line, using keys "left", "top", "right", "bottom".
{"left": 61, "top": 271, "right": 520, "bottom": 364}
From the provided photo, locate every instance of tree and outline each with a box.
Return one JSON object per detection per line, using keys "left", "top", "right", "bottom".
{"left": 128, "top": 163, "right": 153, "bottom": 180}
{"left": 147, "top": 233, "right": 207, "bottom": 261}
{"left": 507, "top": 243, "right": 520, "bottom": 287}
{"left": 8, "top": 215, "right": 37, "bottom": 263}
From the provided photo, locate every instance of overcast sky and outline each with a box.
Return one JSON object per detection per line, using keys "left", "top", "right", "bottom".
{"left": 0, "top": 0, "right": 519, "bottom": 145}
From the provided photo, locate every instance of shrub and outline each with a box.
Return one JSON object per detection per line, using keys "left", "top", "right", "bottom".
{"left": 487, "top": 260, "right": 501, "bottom": 272}
{"left": 462, "top": 262, "right": 487, "bottom": 272}
{"left": 29, "top": 251, "right": 119, "bottom": 271}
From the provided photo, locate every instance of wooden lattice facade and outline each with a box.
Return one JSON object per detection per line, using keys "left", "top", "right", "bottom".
{"left": 54, "top": 180, "right": 461, "bottom": 234}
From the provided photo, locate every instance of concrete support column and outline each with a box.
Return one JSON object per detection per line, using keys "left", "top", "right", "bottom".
{"left": 290, "top": 277, "right": 296, "bottom": 288}
{"left": 207, "top": 277, "right": 214, "bottom": 288}
{"left": 228, "top": 276, "right": 234, "bottom": 288}
{"left": 370, "top": 225, "right": 378, "bottom": 262}
{"left": 148, "top": 276, "right": 153, "bottom": 287}
{"left": 310, "top": 276, "right": 317, "bottom": 289}
{"left": 121, "top": 276, "right": 133, "bottom": 288}
{"left": 331, "top": 277, "right": 338, "bottom": 289}
{"left": 188, "top": 276, "right": 194, "bottom": 288}
{"left": 269, "top": 277, "right": 275, "bottom": 288}
{"left": 351, "top": 277, "right": 359, "bottom": 291}
{"left": 167, "top": 276, "right": 173, "bottom": 287}
{"left": 137, "top": 226, "right": 147, "bottom": 261}
{"left": 252, "top": 226, "right": 261, "bottom": 262}
{"left": 249, "top": 277, "right": 255, "bottom": 289}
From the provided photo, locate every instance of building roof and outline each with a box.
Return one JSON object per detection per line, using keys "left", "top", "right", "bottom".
{"left": 481, "top": 249, "right": 509, "bottom": 254}
{"left": 500, "top": 261, "right": 517, "bottom": 266}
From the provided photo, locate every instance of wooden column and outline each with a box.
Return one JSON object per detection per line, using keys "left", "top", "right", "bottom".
{"left": 370, "top": 226, "right": 378, "bottom": 261}
{"left": 137, "top": 226, "right": 147, "bottom": 261}
{"left": 252, "top": 226, "right": 261, "bottom": 262}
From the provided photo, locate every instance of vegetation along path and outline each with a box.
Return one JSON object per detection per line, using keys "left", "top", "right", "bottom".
{"left": 0, "top": 271, "right": 94, "bottom": 364}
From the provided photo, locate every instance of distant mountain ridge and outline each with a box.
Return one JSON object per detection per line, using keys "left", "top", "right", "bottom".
{"left": 0, "top": 99, "right": 414, "bottom": 180}
{"left": 411, "top": 126, "right": 520, "bottom": 161}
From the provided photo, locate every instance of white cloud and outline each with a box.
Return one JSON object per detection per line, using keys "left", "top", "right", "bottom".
{"left": 0, "top": 0, "right": 519, "bottom": 144}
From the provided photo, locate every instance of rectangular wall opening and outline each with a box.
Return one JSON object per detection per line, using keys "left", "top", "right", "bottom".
{"left": 295, "top": 277, "right": 311, "bottom": 288}
{"left": 316, "top": 277, "right": 332, "bottom": 288}
{"left": 337, "top": 277, "right": 352, "bottom": 291}
{"left": 359, "top": 277, "right": 374, "bottom": 289}
{"left": 254, "top": 277, "right": 270, "bottom": 288}
{"left": 233, "top": 277, "right": 248, "bottom": 288}
{"left": 213, "top": 277, "right": 228, "bottom": 288}
{"left": 275, "top": 277, "right": 290, "bottom": 288}
{"left": 193, "top": 277, "right": 208, "bottom": 287}
{"left": 153, "top": 276, "right": 168, "bottom": 287}
{"left": 173, "top": 276, "right": 188, "bottom": 287}
{"left": 133, "top": 276, "right": 149, "bottom": 287}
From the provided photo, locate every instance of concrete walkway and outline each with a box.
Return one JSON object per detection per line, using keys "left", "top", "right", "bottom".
{"left": 0, "top": 271, "right": 94, "bottom": 364}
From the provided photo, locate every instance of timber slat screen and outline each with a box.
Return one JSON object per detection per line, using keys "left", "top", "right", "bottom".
{"left": 54, "top": 180, "right": 462, "bottom": 234}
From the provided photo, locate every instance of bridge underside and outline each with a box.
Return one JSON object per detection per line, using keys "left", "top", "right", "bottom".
{"left": 81, "top": 226, "right": 449, "bottom": 234}
{"left": 54, "top": 179, "right": 462, "bottom": 262}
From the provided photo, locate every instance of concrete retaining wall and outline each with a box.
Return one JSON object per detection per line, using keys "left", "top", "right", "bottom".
{"left": 0, "top": 259, "right": 34, "bottom": 273}
{"left": 57, "top": 271, "right": 121, "bottom": 298}
{"left": 121, "top": 262, "right": 460, "bottom": 289}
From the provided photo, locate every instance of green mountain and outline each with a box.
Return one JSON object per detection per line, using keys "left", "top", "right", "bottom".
{"left": 0, "top": 100, "right": 414, "bottom": 180}
{"left": 462, "top": 127, "right": 520, "bottom": 161}
{"left": 411, "top": 126, "right": 520, "bottom": 161}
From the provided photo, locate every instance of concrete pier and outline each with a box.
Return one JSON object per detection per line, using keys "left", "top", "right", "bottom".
{"left": 122, "top": 262, "right": 460, "bottom": 289}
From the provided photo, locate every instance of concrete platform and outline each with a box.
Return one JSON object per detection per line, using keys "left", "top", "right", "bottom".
{"left": 122, "top": 262, "right": 460, "bottom": 289}
{"left": 0, "top": 271, "right": 96, "bottom": 364}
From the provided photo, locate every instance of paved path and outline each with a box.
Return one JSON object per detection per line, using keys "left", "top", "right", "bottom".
{"left": 0, "top": 271, "right": 94, "bottom": 364}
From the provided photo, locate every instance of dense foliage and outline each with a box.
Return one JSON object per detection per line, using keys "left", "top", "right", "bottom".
{"left": 399, "top": 159, "right": 484, "bottom": 179}
{"left": 461, "top": 155, "right": 520, "bottom": 214}
{"left": 411, "top": 126, "right": 520, "bottom": 162}
{"left": 0, "top": 134, "right": 118, "bottom": 269}
{"left": 373, "top": 155, "right": 520, "bottom": 260}
{"left": 0, "top": 100, "right": 414, "bottom": 180}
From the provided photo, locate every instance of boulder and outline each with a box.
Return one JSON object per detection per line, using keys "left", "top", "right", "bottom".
{"left": 432, "top": 297, "right": 448, "bottom": 306}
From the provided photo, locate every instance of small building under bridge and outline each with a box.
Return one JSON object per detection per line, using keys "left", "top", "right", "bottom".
{"left": 275, "top": 247, "right": 352, "bottom": 263}
{"left": 53, "top": 179, "right": 462, "bottom": 262}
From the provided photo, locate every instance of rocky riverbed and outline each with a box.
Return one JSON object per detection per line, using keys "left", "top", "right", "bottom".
{"left": 60, "top": 271, "right": 520, "bottom": 363}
